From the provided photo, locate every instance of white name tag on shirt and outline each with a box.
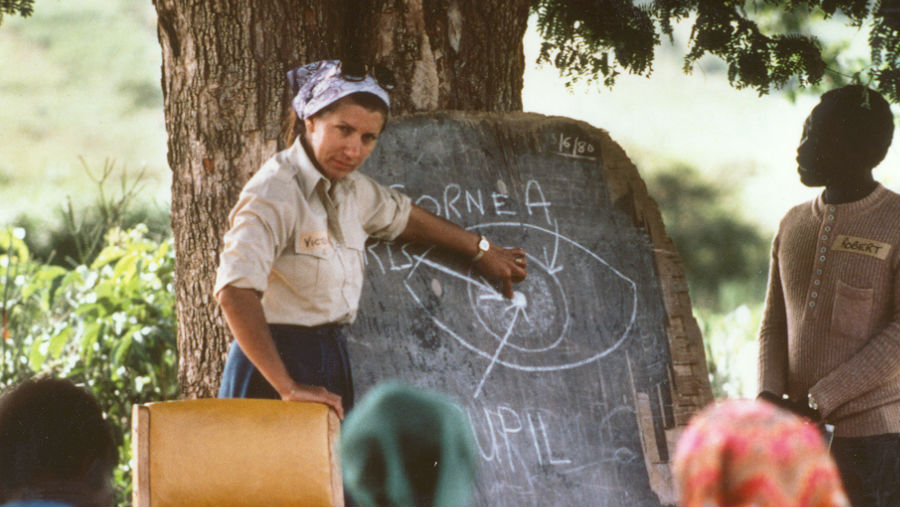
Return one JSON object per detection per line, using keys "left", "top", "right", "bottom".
{"left": 831, "top": 234, "right": 891, "bottom": 260}
{"left": 297, "top": 230, "right": 331, "bottom": 252}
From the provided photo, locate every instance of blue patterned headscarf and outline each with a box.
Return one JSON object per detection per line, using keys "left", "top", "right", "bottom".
{"left": 286, "top": 60, "right": 391, "bottom": 119}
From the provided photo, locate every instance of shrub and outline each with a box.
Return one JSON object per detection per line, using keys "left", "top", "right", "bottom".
{"left": 1, "top": 225, "right": 178, "bottom": 505}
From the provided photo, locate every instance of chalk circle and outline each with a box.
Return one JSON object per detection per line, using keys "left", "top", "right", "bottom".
{"left": 405, "top": 222, "right": 638, "bottom": 373}
{"left": 467, "top": 257, "right": 569, "bottom": 353}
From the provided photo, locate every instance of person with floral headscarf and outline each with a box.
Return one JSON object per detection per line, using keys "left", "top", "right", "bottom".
{"left": 673, "top": 399, "right": 849, "bottom": 507}
{"left": 214, "top": 60, "right": 528, "bottom": 418}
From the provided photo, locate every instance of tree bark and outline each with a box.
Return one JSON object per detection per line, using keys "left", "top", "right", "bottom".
{"left": 154, "top": 0, "right": 530, "bottom": 397}
{"left": 354, "top": 0, "right": 531, "bottom": 113}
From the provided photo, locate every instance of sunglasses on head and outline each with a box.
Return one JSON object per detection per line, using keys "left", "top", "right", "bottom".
{"left": 339, "top": 60, "right": 396, "bottom": 91}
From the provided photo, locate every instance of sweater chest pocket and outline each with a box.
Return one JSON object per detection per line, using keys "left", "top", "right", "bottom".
{"left": 831, "top": 280, "right": 873, "bottom": 341}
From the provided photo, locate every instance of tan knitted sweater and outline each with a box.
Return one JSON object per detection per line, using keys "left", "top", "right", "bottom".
{"left": 758, "top": 184, "right": 899, "bottom": 437}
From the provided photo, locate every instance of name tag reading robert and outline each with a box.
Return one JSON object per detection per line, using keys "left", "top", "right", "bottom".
{"left": 297, "top": 230, "right": 331, "bottom": 252}
{"left": 832, "top": 235, "right": 891, "bottom": 260}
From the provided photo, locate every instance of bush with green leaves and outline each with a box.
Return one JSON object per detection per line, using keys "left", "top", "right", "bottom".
{"left": 1, "top": 225, "right": 178, "bottom": 505}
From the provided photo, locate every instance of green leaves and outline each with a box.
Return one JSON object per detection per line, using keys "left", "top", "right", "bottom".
{"left": 533, "top": 0, "right": 899, "bottom": 102}
{"left": 1, "top": 225, "right": 177, "bottom": 505}
{"left": 0, "top": 0, "right": 34, "bottom": 26}
{"left": 2, "top": 224, "right": 176, "bottom": 393}
{"left": 535, "top": 0, "right": 659, "bottom": 87}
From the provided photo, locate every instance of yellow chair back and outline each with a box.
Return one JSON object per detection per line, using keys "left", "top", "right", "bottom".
{"left": 131, "top": 399, "right": 342, "bottom": 507}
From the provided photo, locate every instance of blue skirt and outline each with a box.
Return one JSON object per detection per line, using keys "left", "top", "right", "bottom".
{"left": 217, "top": 323, "right": 354, "bottom": 411}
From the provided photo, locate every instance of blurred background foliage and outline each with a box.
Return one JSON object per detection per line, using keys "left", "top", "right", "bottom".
{"left": 13, "top": 158, "right": 170, "bottom": 268}
{"left": 0, "top": 0, "right": 167, "bottom": 226}
{"left": 5, "top": 0, "right": 890, "bottom": 503}
{"left": 645, "top": 166, "right": 770, "bottom": 398}
{"left": 646, "top": 164, "right": 770, "bottom": 312}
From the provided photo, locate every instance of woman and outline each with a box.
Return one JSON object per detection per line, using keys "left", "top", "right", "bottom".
{"left": 214, "top": 60, "right": 527, "bottom": 418}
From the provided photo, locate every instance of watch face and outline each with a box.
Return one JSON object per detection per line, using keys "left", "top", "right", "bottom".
{"left": 478, "top": 237, "right": 490, "bottom": 251}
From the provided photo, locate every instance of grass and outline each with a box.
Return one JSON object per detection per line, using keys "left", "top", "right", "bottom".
{"left": 0, "top": 0, "right": 169, "bottom": 225}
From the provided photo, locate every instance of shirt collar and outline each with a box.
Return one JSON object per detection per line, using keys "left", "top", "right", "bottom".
{"left": 290, "top": 137, "right": 356, "bottom": 200}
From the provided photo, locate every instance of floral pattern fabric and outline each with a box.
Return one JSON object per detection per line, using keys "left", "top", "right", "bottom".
{"left": 673, "top": 399, "right": 849, "bottom": 507}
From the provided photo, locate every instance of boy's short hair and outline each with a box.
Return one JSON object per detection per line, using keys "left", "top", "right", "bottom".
{"left": 819, "top": 85, "right": 895, "bottom": 171}
{"left": 0, "top": 378, "right": 117, "bottom": 506}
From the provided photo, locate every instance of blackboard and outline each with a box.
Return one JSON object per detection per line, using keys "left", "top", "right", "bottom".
{"left": 346, "top": 112, "right": 711, "bottom": 507}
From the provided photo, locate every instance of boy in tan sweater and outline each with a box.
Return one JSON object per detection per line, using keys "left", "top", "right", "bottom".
{"left": 758, "top": 85, "right": 898, "bottom": 506}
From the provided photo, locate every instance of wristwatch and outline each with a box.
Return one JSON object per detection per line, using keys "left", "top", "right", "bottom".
{"left": 472, "top": 235, "right": 490, "bottom": 262}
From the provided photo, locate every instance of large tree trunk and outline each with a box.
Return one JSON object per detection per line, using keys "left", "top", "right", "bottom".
{"left": 153, "top": 0, "right": 530, "bottom": 398}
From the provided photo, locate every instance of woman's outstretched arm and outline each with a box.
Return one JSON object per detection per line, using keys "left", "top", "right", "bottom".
{"left": 396, "top": 204, "right": 528, "bottom": 298}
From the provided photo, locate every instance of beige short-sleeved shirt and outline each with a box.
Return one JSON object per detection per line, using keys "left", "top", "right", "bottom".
{"left": 214, "top": 139, "right": 411, "bottom": 326}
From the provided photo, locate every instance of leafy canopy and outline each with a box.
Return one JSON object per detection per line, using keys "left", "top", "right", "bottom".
{"left": 0, "top": 0, "right": 33, "bottom": 26}
{"left": 534, "top": 0, "right": 900, "bottom": 103}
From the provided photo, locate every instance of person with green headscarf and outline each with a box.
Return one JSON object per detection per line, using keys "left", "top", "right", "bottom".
{"left": 340, "top": 382, "right": 477, "bottom": 507}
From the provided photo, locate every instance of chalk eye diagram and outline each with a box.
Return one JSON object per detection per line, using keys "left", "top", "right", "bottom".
{"left": 403, "top": 221, "right": 638, "bottom": 398}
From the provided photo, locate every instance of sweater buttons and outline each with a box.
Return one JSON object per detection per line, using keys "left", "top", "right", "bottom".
{"left": 817, "top": 269, "right": 823, "bottom": 275}
{"left": 819, "top": 255, "right": 826, "bottom": 262}
{"left": 809, "top": 301, "right": 816, "bottom": 308}
{"left": 820, "top": 247, "right": 827, "bottom": 253}
{"left": 821, "top": 235, "right": 828, "bottom": 241}
{"left": 812, "top": 291, "right": 818, "bottom": 298}
{"left": 824, "top": 226, "right": 831, "bottom": 232}
{"left": 827, "top": 214, "right": 835, "bottom": 221}
{"left": 814, "top": 279, "right": 821, "bottom": 286}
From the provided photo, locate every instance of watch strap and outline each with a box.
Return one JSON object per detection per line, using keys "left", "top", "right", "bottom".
{"left": 472, "top": 235, "right": 489, "bottom": 262}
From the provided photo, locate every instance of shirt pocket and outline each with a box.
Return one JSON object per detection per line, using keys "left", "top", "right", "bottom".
{"left": 290, "top": 238, "right": 333, "bottom": 290}
{"left": 831, "top": 280, "right": 874, "bottom": 341}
